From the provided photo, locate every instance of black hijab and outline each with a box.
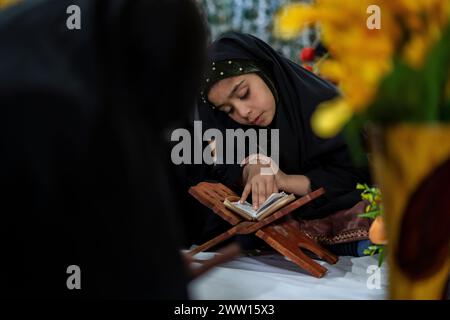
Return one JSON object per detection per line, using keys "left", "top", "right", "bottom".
{"left": 197, "top": 32, "right": 370, "bottom": 218}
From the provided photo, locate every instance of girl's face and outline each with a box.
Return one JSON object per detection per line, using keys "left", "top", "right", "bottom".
{"left": 207, "top": 73, "right": 276, "bottom": 127}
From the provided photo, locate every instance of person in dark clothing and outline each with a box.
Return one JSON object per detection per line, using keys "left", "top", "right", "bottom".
{"left": 192, "top": 32, "right": 371, "bottom": 253}
{"left": 0, "top": 0, "right": 206, "bottom": 298}
{"left": 197, "top": 32, "right": 370, "bottom": 219}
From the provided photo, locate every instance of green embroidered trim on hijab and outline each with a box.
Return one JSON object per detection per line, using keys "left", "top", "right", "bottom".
{"left": 200, "top": 59, "right": 279, "bottom": 109}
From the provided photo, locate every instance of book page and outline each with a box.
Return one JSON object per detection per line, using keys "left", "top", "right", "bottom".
{"left": 231, "top": 192, "right": 288, "bottom": 218}
{"left": 230, "top": 201, "right": 258, "bottom": 218}
{"left": 255, "top": 192, "right": 287, "bottom": 213}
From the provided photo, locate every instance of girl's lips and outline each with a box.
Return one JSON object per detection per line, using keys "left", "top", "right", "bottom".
{"left": 252, "top": 113, "right": 263, "bottom": 125}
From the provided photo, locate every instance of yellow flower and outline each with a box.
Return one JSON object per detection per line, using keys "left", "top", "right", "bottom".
{"left": 318, "top": 60, "right": 344, "bottom": 82}
{"left": 274, "top": 0, "right": 450, "bottom": 136}
{"left": 311, "top": 98, "right": 353, "bottom": 138}
{"left": 0, "top": 0, "right": 20, "bottom": 9}
{"left": 342, "top": 78, "right": 377, "bottom": 111}
{"left": 402, "top": 33, "right": 431, "bottom": 69}
{"left": 273, "top": 3, "right": 316, "bottom": 39}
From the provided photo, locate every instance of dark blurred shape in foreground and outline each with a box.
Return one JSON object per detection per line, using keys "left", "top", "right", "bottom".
{"left": 0, "top": 0, "right": 206, "bottom": 298}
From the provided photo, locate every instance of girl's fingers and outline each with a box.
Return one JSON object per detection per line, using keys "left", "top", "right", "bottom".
{"left": 258, "top": 181, "right": 266, "bottom": 209}
{"left": 240, "top": 156, "right": 249, "bottom": 167}
{"left": 240, "top": 183, "right": 252, "bottom": 203}
{"left": 272, "top": 178, "right": 278, "bottom": 194}
{"left": 241, "top": 176, "right": 278, "bottom": 210}
{"left": 273, "top": 184, "right": 278, "bottom": 194}
{"left": 266, "top": 179, "right": 274, "bottom": 197}
{"left": 252, "top": 182, "right": 259, "bottom": 210}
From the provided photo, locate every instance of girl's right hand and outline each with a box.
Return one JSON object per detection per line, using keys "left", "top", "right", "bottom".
{"left": 239, "top": 154, "right": 285, "bottom": 209}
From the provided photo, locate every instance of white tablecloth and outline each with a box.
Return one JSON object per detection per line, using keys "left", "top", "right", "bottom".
{"left": 189, "top": 252, "right": 388, "bottom": 299}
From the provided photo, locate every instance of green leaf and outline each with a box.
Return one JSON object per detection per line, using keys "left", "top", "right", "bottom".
{"left": 342, "top": 114, "right": 370, "bottom": 167}
{"left": 361, "top": 193, "right": 374, "bottom": 203}
{"left": 358, "top": 210, "right": 381, "bottom": 219}
{"left": 365, "top": 22, "right": 450, "bottom": 124}
{"left": 443, "top": 93, "right": 450, "bottom": 121}
{"left": 378, "top": 247, "right": 385, "bottom": 267}
{"left": 423, "top": 22, "right": 450, "bottom": 121}
{"left": 367, "top": 59, "right": 427, "bottom": 124}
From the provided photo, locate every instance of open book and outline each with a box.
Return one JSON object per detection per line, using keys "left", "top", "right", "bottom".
{"left": 223, "top": 192, "right": 296, "bottom": 221}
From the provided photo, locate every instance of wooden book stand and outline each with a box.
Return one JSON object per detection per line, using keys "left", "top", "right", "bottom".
{"left": 187, "top": 182, "right": 338, "bottom": 278}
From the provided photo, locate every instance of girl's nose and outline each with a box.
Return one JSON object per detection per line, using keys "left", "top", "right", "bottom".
{"left": 235, "top": 103, "right": 252, "bottom": 120}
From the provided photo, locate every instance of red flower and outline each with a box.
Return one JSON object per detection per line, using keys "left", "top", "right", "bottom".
{"left": 300, "top": 47, "right": 315, "bottom": 62}
{"left": 303, "top": 64, "right": 313, "bottom": 72}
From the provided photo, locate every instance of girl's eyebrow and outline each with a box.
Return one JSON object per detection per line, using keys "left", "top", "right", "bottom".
{"left": 216, "top": 80, "right": 245, "bottom": 109}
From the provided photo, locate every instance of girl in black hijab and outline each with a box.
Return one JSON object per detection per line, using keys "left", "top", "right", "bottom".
{"left": 197, "top": 32, "right": 370, "bottom": 220}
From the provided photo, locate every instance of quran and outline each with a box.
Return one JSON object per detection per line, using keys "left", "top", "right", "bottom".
{"left": 223, "top": 192, "right": 296, "bottom": 221}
